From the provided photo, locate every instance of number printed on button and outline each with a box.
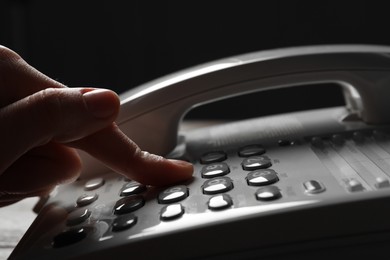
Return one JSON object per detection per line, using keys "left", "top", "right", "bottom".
{"left": 201, "top": 163, "right": 230, "bottom": 178}
{"left": 242, "top": 156, "right": 272, "bottom": 171}
{"left": 158, "top": 185, "right": 189, "bottom": 204}
{"left": 202, "top": 177, "right": 234, "bottom": 195}
{"left": 246, "top": 169, "right": 279, "bottom": 186}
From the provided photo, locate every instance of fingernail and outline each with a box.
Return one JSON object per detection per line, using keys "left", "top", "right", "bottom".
{"left": 83, "top": 89, "right": 118, "bottom": 118}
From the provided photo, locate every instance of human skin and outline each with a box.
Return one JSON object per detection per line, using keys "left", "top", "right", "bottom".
{"left": 0, "top": 45, "right": 193, "bottom": 206}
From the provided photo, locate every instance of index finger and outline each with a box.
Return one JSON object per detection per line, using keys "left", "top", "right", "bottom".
{"left": 69, "top": 124, "right": 193, "bottom": 186}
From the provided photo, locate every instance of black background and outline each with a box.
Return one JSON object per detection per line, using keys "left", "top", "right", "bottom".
{"left": 2, "top": 0, "right": 390, "bottom": 119}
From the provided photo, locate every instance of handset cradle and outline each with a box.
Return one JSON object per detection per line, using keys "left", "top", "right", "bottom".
{"left": 119, "top": 45, "right": 390, "bottom": 154}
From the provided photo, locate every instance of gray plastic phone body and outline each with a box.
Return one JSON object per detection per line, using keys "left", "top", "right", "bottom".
{"left": 10, "top": 45, "right": 390, "bottom": 259}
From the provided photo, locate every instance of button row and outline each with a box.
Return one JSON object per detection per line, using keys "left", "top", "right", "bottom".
{"left": 201, "top": 156, "right": 272, "bottom": 177}
{"left": 200, "top": 144, "right": 266, "bottom": 164}
{"left": 77, "top": 181, "right": 147, "bottom": 209}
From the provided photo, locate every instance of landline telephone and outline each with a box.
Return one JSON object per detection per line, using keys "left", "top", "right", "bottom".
{"left": 10, "top": 45, "right": 390, "bottom": 259}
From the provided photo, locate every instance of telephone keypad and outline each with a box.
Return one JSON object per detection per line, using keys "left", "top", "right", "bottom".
{"left": 48, "top": 131, "right": 390, "bottom": 251}
{"left": 201, "top": 163, "right": 230, "bottom": 178}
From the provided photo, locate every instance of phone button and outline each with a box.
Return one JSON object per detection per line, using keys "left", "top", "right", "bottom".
{"left": 238, "top": 145, "right": 265, "bottom": 157}
{"left": 67, "top": 208, "right": 91, "bottom": 226}
{"left": 246, "top": 169, "right": 279, "bottom": 186}
{"left": 201, "top": 163, "right": 230, "bottom": 178}
{"left": 208, "top": 194, "right": 233, "bottom": 210}
{"left": 303, "top": 180, "right": 326, "bottom": 194}
{"left": 76, "top": 194, "right": 99, "bottom": 207}
{"left": 200, "top": 151, "right": 227, "bottom": 164}
{"left": 160, "top": 203, "right": 185, "bottom": 220}
{"left": 158, "top": 185, "right": 189, "bottom": 204}
{"left": 52, "top": 228, "right": 87, "bottom": 248}
{"left": 84, "top": 177, "right": 105, "bottom": 191}
{"left": 242, "top": 156, "right": 272, "bottom": 171}
{"left": 202, "top": 177, "right": 233, "bottom": 195}
{"left": 114, "top": 196, "right": 145, "bottom": 215}
{"left": 375, "top": 177, "right": 390, "bottom": 189}
{"left": 346, "top": 179, "right": 364, "bottom": 192}
{"left": 255, "top": 186, "right": 282, "bottom": 201}
{"left": 112, "top": 214, "right": 137, "bottom": 232}
{"left": 120, "top": 182, "right": 147, "bottom": 196}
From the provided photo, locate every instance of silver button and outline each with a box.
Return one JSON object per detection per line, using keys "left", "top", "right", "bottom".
{"left": 76, "top": 193, "right": 98, "bottom": 207}
{"left": 67, "top": 208, "right": 91, "bottom": 226}
{"left": 375, "top": 177, "right": 390, "bottom": 189}
{"left": 303, "top": 180, "right": 326, "bottom": 194}
{"left": 84, "top": 178, "right": 105, "bottom": 191}
{"left": 208, "top": 194, "right": 233, "bottom": 210}
{"left": 346, "top": 179, "right": 364, "bottom": 192}
{"left": 255, "top": 186, "right": 282, "bottom": 201}
{"left": 160, "top": 204, "right": 184, "bottom": 220}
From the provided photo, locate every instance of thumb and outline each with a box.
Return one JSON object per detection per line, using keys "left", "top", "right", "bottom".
{"left": 0, "top": 87, "right": 119, "bottom": 173}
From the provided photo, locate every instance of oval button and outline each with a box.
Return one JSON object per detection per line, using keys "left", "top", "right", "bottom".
{"left": 200, "top": 151, "right": 227, "bottom": 164}
{"left": 160, "top": 204, "right": 185, "bottom": 220}
{"left": 303, "top": 180, "right": 326, "bottom": 194}
{"left": 112, "top": 214, "right": 138, "bottom": 232}
{"left": 242, "top": 156, "right": 272, "bottom": 171}
{"left": 120, "top": 182, "right": 147, "bottom": 197}
{"left": 202, "top": 177, "right": 233, "bottom": 195}
{"left": 53, "top": 228, "right": 87, "bottom": 248}
{"left": 158, "top": 185, "right": 189, "bottom": 204}
{"left": 67, "top": 208, "right": 91, "bottom": 226}
{"left": 84, "top": 177, "right": 105, "bottom": 191}
{"left": 201, "top": 163, "right": 230, "bottom": 178}
{"left": 246, "top": 169, "right": 279, "bottom": 186}
{"left": 255, "top": 186, "right": 282, "bottom": 201}
{"left": 114, "top": 195, "right": 145, "bottom": 215}
{"left": 238, "top": 145, "right": 265, "bottom": 157}
{"left": 208, "top": 194, "right": 233, "bottom": 210}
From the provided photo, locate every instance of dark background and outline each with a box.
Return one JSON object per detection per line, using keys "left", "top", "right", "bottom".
{"left": 1, "top": 0, "right": 390, "bottom": 119}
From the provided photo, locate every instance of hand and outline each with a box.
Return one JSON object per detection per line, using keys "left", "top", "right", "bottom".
{"left": 0, "top": 46, "right": 193, "bottom": 206}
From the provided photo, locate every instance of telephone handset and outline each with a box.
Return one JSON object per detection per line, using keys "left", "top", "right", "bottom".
{"left": 11, "top": 45, "right": 390, "bottom": 259}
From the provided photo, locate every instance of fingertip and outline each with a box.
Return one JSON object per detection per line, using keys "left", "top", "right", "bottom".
{"left": 132, "top": 157, "right": 194, "bottom": 187}
{"left": 166, "top": 159, "right": 194, "bottom": 177}
{"left": 82, "top": 89, "right": 120, "bottom": 119}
